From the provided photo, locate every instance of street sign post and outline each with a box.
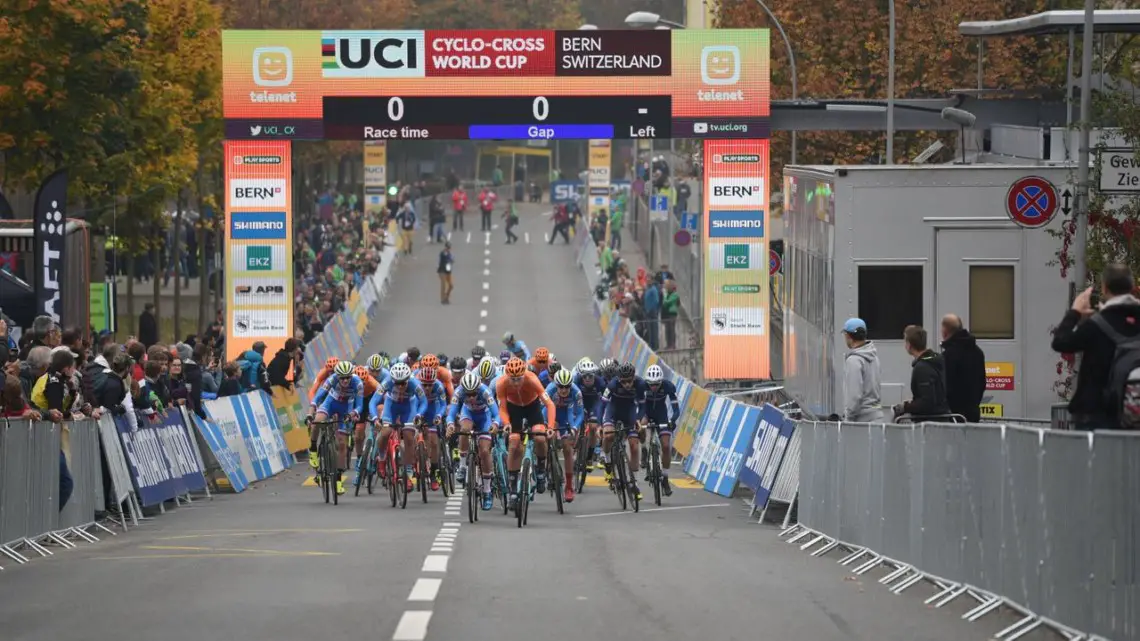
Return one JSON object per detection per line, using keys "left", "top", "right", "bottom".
{"left": 1098, "top": 148, "right": 1140, "bottom": 195}
{"left": 650, "top": 194, "right": 669, "bottom": 222}
{"left": 674, "top": 229, "right": 692, "bottom": 247}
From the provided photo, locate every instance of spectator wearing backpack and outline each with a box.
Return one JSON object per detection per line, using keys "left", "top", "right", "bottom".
{"left": 1051, "top": 263, "right": 1140, "bottom": 430}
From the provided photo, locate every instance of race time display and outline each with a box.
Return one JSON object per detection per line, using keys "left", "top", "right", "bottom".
{"left": 223, "top": 29, "right": 770, "bottom": 140}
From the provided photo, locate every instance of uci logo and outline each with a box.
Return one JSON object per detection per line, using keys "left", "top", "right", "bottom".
{"left": 321, "top": 31, "right": 426, "bottom": 78}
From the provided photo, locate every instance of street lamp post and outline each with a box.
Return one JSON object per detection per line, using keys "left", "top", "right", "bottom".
{"left": 887, "top": 0, "right": 896, "bottom": 163}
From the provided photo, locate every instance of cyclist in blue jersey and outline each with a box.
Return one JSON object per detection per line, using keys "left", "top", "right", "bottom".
{"left": 447, "top": 372, "right": 501, "bottom": 510}
{"left": 501, "top": 331, "right": 530, "bottom": 361}
{"left": 573, "top": 359, "right": 607, "bottom": 470}
{"left": 476, "top": 357, "right": 500, "bottom": 399}
{"left": 368, "top": 362, "right": 427, "bottom": 493}
{"left": 307, "top": 361, "right": 364, "bottom": 495}
{"left": 545, "top": 368, "right": 584, "bottom": 503}
{"left": 641, "top": 364, "right": 680, "bottom": 496}
{"left": 367, "top": 353, "right": 390, "bottom": 385}
{"left": 537, "top": 357, "right": 560, "bottom": 386}
{"left": 600, "top": 361, "right": 646, "bottom": 501}
{"left": 416, "top": 364, "right": 450, "bottom": 491}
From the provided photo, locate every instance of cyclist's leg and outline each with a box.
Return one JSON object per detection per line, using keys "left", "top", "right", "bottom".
{"left": 426, "top": 419, "right": 441, "bottom": 468}
{"left": 659, "top": 426, "right": 673, "bottom": 471}
{"left": 506, "top": 403, "right": 524, "bottom": 473}
{"left": 354, "top": 421, "right": 366, "bottom": 457}
{"left": 600, "top": 402, "right": 616, "bottom": 473}
{"left": 310, "top": 410, "right": 330, "bottom": 467}
{"left": 529, "top": 402, "right": 549, "bottom": 491}
{"left": 561, "top": 424, "right": 576, "bottom": 494}
{"left": 627, "top": 414, "right": 641, "bottom": 472}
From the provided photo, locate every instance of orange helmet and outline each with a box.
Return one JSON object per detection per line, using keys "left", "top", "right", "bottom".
{"left": 534, "top": 347, "right": 550, "bottom": 363}
{"left": 417, "top": 365, "right": 437, "bottom": 382}
{"left": 325, "top": 358, "right": 339, "bottom": 370}
{"left": 421, "top": 354, "right": 439, "bottom": 370}
{"left": 505, "top": 357, "right": 526, "bottom": 377}
{"left": 354, "top": 366, "right": 370, "bottom": 380}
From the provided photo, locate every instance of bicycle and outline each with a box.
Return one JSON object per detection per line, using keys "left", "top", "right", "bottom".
{"left": 546, "top": 427, "right": 565, "bottom": 515}
{"left": 310, "top": 417, "right": 343, "bottom": 506}
{"left": 644, "top": 422, "right": 668, "bottom": 507}
{"left": 439, "top": 431, "right": 456, "bottom": 498}
{"left": 574, "top": 422, "right": 595, "bottom": 494}
{"left": 354, "top": 422, "right": 380, "bottom": 497}
{"left": 455, "top": 429, "right": 482, "bottom": 524}
{"left": 513, "top": 424, "right": 538, "bottom": 528}
{"left": 492, "top": 431, "right": 511, "bottom": 515}
{"left": 608, "top": 421, "right": 639, "bottom": 513}
{"left": 383, "top": 423, "right": 408, "bottom": 509}
{"left": 415, "top": 419, "right": 431, "bottom": 504}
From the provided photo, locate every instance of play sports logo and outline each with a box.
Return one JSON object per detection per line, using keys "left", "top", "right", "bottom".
{"left": 321, "top": 31, "right": 426, "bottom": 78}
{"left": 709, "top": 177, "right": 765, "bottom": 207}
{"left": 231, "top": 178, "right": 287, "bottom": 207}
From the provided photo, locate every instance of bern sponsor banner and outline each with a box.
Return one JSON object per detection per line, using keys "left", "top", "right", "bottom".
{"left": 222, "top": 30, "right": 769, "bottom": 122}
{"left": 364, "top": 141, "right": 388, "bottom": 213}
{"left": 33, "top": 169, "right": 68, "bottom": 324}
{"left": 225, "top": 140, "right": 294, "bottom": 361}
{"left": 113, "top": 411, "right": 208, "bottom": 507}
{"left": 588, "top": 139, "right": 611, "bottom": 218}
{"left": 703, "top": 138, "right": 770, "bottom": 379}
{"left": 188, "top": 411, "right": 250, "bottom": 492}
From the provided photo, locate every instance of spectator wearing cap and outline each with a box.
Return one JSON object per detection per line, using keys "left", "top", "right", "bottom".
{"left": 176, "top": 342, "right": 204, "bottom": 416}
{"left": 841, "top": 318, "right": 884, "bottom": 422}
{"left": 98, "top": 353, "right": 138, "bottom": 431}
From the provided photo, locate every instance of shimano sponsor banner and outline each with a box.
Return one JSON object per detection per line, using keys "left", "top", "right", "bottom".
{"left": 113, "top": 411, "right": 207, "bottom": 507}
{"left": 551, "top": 180, "right": 582, "bottom": 204}
{"left": 737, "top": 404, "right": 796, "bottom": 506}
{"left": 231, "top": 211, "right": 288, "bottom": 239}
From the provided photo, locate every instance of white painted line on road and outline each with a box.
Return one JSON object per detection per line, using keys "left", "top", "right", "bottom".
{"left": 483, "top": 258, "right": 490, "bottom": 266}
{"left": 573, "top": 503, "right": 731, "bottom": 518}
{"left": 466, "top": 232, "right": 471, "bottom": 244}
{"left": 485, "top": 231, "right": 491, "bottom": 244}
{"left": 492, "top": 224, "right": 499, "bottom": 230}
{"left": 440, "top": 528, "right": 459, "bottom": 534}
{"left": 436, "top": 533, "right": 457, "bottom": 539}
{"left": 480, "top": 309, "right": 488, "bottom": 318}
{"left": 478, "top": 324, "right": 486, "bottom": 333}
{"left": 482, "top": 282, "right": 489, "bottom": 290}
{"left": 481, "top": 295, "right": 489, "bottom": 303}
{"left": 408, "top": 578, "right": 442, "bottom": 602}
{"left": 431, "top": 544, "right": 454, "bottom": 551}
{"left": 524, "top": 232, "right": 530, "bottom": 243}
{"left": 482, "top": 268, "right": 490, "bottom": 276}
{"left": 476, "top": 339, "right": 485, "bottom": 348}
{"left": 447, "top": 232, "right": 452, "bottom": 242}
{"left": 430, "top": 547, "right": 452, "bottom": 553}
{"left": 484, "top": 249, "right": 491, "bottom": 256}
{"left": 544, "top": 233, "right": 550, "bottom": 242}
{"left": 443, "top": 522, "right": 462, "bottom": 528}
{"left": 393, "top": 610, "right": 432, "bottom": 640}
{"left": 423, "top": 555, "right": 449, "bottom": 572}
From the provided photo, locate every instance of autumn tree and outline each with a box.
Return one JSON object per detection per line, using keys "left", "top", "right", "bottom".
{"left": 411, "top": 0, "right": 583, "bottom": 30}
{"left": 715, "top": 0, "right": 1072, "bottom": 177}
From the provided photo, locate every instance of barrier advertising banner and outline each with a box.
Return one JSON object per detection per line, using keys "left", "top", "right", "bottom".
{"left": 271, "top": 385, "right": 311, "bottom": 453}
{"left": 114, "top": 411, "right": 208, "bottom": 507}
{"left": 224, "top": 140, "right": 294, "bottom": 361}
{"left": 737, "top": 404, "right": 796, "bottom": 509}
{"left": 203, "top": 391, "right": 293, "bottom": 481}
{"left": 685, "top": 396, "right": 762, "bottom": 496}
{"left": 188, "top": 411, "right": 251, "bottom": 493}
{"left": 702, "top": 139, "right": 771, "bottom": 379}
{"left": 364, "top": 141, "right": 387, "bottom": 214}
{"left": 588, "top": 139, "right": 611, "bottom": 218}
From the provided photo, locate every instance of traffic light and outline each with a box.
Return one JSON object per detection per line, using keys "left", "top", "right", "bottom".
{"left": 387, "top": 184, "right": 398, "bottom": 197}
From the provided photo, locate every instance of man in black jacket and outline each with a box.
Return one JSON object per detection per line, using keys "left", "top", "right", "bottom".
{"left": 893, "top": 325, "right": 951, "bottom": 421}
{"left": 939, "top": 314, "right": 987, "bottom": 422}
{"left": 138, "top": 303, "right": 158, "bottom": 348}
{"left": 267, "top": 338, "right": 300, "bottom": 389}
{"left": 1051, "top": 263, "right": 1140, "bottom": 430}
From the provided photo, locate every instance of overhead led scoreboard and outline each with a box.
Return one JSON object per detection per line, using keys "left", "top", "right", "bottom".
{"left": 222, "top": 29, "right": 770, "bottom": 140}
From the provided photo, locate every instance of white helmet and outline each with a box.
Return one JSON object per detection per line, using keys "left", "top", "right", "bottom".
{"left": 578, "top": 360, "right": 598, "bottom": 375}
{"left": 461, "top": 371, "right": 481, "bottom": 392}
{"left": 397, "top": 351, "right": 409, "bottom": 364}
{"left": 645, "top": 364, "right": 664, "bottom": 384}
{"left": 389, "top": 362, "right": 412, "bottom": 382}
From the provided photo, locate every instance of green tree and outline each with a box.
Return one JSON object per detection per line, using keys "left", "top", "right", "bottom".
{"left": 411, "top": 0, "right": 582, "bottom": 30}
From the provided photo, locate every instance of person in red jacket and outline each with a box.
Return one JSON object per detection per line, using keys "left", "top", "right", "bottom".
{"left": 451, "top": 187, "right": 468, "bottom": 231}
{"left": 478, "top": 187, "right": 497, "bottom": 231}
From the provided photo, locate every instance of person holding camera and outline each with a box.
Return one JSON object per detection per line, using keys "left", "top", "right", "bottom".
{"left": 841, "top": 318, "right": 885, "bottom": 422}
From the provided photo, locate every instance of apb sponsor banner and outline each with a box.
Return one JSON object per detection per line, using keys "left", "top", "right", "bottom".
{"left": 114, "top": 411, "right": 208, "bottom": 507}
{"left": 685, "top": 397, "right": 761, "bottom": 496}
{"left": 33, "top": 169, "right": 67, "bottom": 323}
{"left": 703, "top": 138, "right": 770, "bottom": 379}
{"left": 738, "top": 404, "right": 794, "bottom": 503}
{"left": 188, "top": 411, "right": 250, "bottom": 492}
{"left": 225, "top": 140, "right": 294, "bottom": 361}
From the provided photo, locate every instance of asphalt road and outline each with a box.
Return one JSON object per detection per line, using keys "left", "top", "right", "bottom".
{"left": 0, "top": 203, "right": 1032, "bottom": 641}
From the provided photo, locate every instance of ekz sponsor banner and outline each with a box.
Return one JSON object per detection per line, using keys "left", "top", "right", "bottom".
{"left": 225, "top": 140, "right": 294, "bottom": 361}
{"left": 222, "top": 30, "right": 770, "bottom": 121}
{"left": 113, "top": 411, "right": 208, "bottom": 507}
{"left": 702, "top": 138, "right": 770, "bottom": 379}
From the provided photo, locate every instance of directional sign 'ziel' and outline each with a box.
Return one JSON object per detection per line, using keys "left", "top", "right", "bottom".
{"left": 1099, "top": 149, "right": 1140, "bottom": 194}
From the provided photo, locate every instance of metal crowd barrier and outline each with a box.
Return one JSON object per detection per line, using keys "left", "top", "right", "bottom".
{"left": 779, "top": 420, "right": 1136, "bottom": 641}
{"left": 57, "top": 422, "right": 115, "bottom": 547}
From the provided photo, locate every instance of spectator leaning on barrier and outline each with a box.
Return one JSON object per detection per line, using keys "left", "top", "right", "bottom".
{"left": 20, "top": 345, "right": 51, "bottom": 401}
{"left": 1, "top": 374, "right": 39, "bottom": 419}
{"left": 841, "top": 318, "right": 885, "bottom": 422}
{"left": 99, "top": 353, "right": 139, "bottom": 431}
{"left": 176, "top": 342, "right": 204, "bottom": 416}
{"left": 19, "top": 315, "right": 55, "bottom": 360}
{"left": 893, "top": 325, "right": 951, "bottom": 421}
{"left": 268, "top": 338, "right": 300, "bottom": 389}
{"left": 1051, "top": 263, "right": 1140, "bottom": 430}
{"left": 218, "top": 362, "right": 243, "bottom": 397}
{"left": 939, "top": 314, "right": 987, "bottom": 423}
{"left": 642, "top": 278, "right": 661, "bottom": 351}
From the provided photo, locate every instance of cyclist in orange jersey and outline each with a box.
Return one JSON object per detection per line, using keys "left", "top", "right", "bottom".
{"left": 309, "top": 358, "right": 340, "bottom": 402}
{"left": 496, "top": 357, "right": 557, "bottom": 505}
{"left": 527, "top": 347, "right": 552, "bottom": 376}
{"left": 417, "top": 354, "right": 454, "bottom": 399}
{"left": 351, "top": 366, "right": 381, "bottom": 459}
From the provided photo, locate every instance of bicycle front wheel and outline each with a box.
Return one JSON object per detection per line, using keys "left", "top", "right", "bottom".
{"left": 466, "top": 452, "right": 479, "bottom": 523}
{"left": 399, "top": 445, "right": 409, "bottom": 509}
{"left": 549, "top": 445, "right": 564, "bottom": 515}
{"left": 517, "top": 458, "right": 531, "bottom": 528}
{"left": 355, "top": 440, "right": 373, "bottom": 497}
{"left": 650, "top": 437, "right": 662, "bottom": 507}
{"left": 613, "top": 443, "right": 628, "bottom": 511}
{"left": 574, "top": 430, "right": 590, "bottom": 493}
{"left": 319, "top": 436, "right": 331, "bottom": 504}
{"left": 388, "top": 449, "right": 398, "bottom": 507}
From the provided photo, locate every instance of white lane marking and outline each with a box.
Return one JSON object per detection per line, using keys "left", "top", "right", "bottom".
{"left": 482, "top": 282, "right": 489, "bottom": 290}
{"left": 436, "top": 533, "right": 457, "bottom": 539}
{"left": 544, "top": 233, "right": 550, "bottom": 242}
{"left": 481, "top": 295, "right": 489, "bottom": 304}
{"left": 440, "top": 528, "right": 459, "bottom": 534}
{"left": 492, "top": 224, "right": 499, "bottom": 230}
{"left": 432, "top": 544, "right": 454, "bottom": 551}
{"left": 573, "top": 503, "right": 731, "bottom": 519}
{"left": 408, "top": 578, "right": 443, "bottom": 602}
{"left": 524, "top": 232, "right": 530, "bottom": 244}
{"left": 466, "top": 232, "right": 472, "bottom": 244}
{"left": 482, "top": 268, "right": 490, "bottom": 276}
{"left": 480, "top": 310, "right": 488, "bottom": 318}
{"left": 423, "top": 555, "right": 449, "bottom": 572}
{"left": 478, "top": 324, "right": 487, "bottom": 333}
{"left": 447, "top": 232, "right": 452, "bottom": 242}
{"left": 483, "top": 258, "right": 490, "bottom": 266}
{"left": 430, "top": 547, "right": 452, "bottom": 553}
{"left": 484, "top": 249, "right": 491, "bottom": 256}
{"left": 484, "top": 232, "right": 491, "bottom": 244}
{"left": 393, "top": 611, "right": 433, "bottom": 640}
{"left": 476, "top": 339, "right": 486, "bottom": 348}
{"left": 443, "top": 522, "right": 462, "bottom": 528}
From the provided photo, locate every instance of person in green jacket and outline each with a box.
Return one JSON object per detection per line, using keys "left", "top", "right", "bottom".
{"left": 609, "top": 207, "right": 624, "bottom": 251}
{"left": 661, "top": 280, "right": 680, "bottom": 349}
{"left": 599, "top": 241, "right": 614, "bottom": 276}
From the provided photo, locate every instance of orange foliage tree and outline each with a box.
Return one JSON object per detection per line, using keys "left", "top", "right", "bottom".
{"left": 411, "top": 0, "right": 582, "bottom": 30}
{"left": 715, "top": 0, "right": 1072, "bottom": 178}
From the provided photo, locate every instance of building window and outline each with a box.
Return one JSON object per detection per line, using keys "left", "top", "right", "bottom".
{"left": 858, "top": 265, "right": 923, "bottom": 340}
{"left": 970, "top": 265, "right": 1015, "bottom": 339}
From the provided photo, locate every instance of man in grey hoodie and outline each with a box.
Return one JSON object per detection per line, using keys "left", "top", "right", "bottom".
{"left": 841, "top": 318, "right": 885, "bottom": 422}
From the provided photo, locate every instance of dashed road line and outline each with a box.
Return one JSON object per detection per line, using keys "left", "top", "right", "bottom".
{"left": 423, "top": 554, "right": 449, "bottom": 572}
{"left": 466, "top": 232, "right": 471, "bottom": 243}
{"left": 481, "top": 295, "right": 489, "bottom": 304}
{"left": 480, "top": 310, "right": 488, "bottom": 318}
{"left": 478, "top": 324, "right": 486, "bottom": 333}
{"left": 524, "top": 232, "right": 530, "bottom": 243}
{"left": 482, "top": 282, "right": 489, "bottom": 290}
{"left": 408, "top": 578, "right": 443, "bottom": 602}
{"left": 393, "top": 611, "right": 433, "bottom": 640}
{"left": 476, "top": 339, "right": 485, "bottom": 348}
